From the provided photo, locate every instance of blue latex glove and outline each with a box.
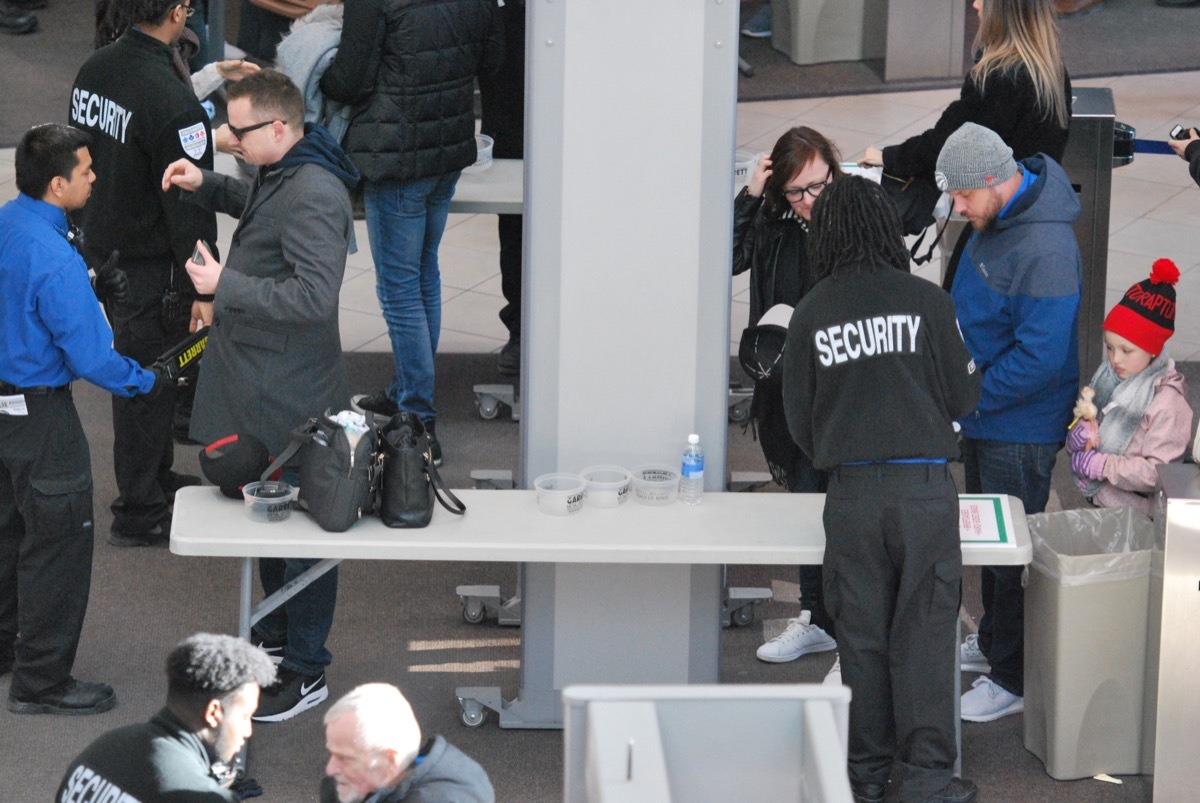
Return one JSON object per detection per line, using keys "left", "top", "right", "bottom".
{"left": 1071, "top": 448, "right": 1108, "bottom": 482}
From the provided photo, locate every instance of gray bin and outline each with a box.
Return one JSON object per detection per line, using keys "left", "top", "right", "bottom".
{"left": 1023, "top": 507, "right": 1154, "bottom": 780}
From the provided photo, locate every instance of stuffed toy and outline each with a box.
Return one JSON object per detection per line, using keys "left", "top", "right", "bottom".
{"left": 1068, "top": 387, "right": 1100, "bottom": 452}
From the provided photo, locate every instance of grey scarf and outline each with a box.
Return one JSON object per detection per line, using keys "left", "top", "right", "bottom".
{"left": 1079, "top": 352, "right": 1173, "bottom": 498}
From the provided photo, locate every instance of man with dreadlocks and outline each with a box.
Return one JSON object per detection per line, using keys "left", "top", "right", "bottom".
{"left": 782, "top": 176, "right": 981, "bottom": 803}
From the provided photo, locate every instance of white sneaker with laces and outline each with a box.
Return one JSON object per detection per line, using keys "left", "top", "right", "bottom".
{"left": 756, "top": 610, "right": 837, "bottom": 663}
{"left": 822, "top": 654, "right": 841, "bottom": 686}
{"left": 960, "top": 633, "right": 990, "bottom": 673}
{"left": 960, "top": 676, "right": 1023, "bottom": 722}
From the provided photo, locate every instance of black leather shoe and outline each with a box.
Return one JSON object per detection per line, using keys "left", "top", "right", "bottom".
{"left": 108, "top": 520, "right": 168, "bottom": 547}
{"left": 8, "top": 678, "right": 116, "bottom": 715}
{"left": 851, "top": 781, "right": 885, "bottom": 803}
{"left": 0, "top": 2, "right": 37, "bottom": 34}
{"left": 927, "top": 778, "right": 978, "bottom": 803}
{"left": 497, "top": 336, "right": 520, "bottom": 376}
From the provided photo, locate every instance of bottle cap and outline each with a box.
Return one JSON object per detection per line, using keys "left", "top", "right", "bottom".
{"left": 688, "top": 433, "right": 700, "bottom": 444}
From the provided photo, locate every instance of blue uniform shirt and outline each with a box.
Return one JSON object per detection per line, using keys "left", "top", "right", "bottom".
{"left": 0, "top": 193, "right": 153, "bottom": 395}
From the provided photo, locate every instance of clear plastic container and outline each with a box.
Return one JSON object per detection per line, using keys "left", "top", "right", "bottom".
{"left": 631, "top": 465, "right": 680, "bottom": 506}
{"left": 534, "top": 472, "right": 586, "bottom": 515}
{"left": 464, "top": 134, "right": 494, "bottom": 173}
{"left": 580, "top": 465, "right": 632, "bottom": 508}
{"left": 242, "top": 480, "right": 298, "bottom": 523}
{"left": 734, "top": 149, "right": 758, "bottom": 185}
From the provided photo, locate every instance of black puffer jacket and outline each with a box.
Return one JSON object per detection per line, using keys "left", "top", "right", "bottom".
{"left": 320, "top": 0, "right": 503, "bottom": 183}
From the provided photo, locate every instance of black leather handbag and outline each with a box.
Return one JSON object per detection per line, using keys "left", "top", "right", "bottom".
{"left": 265, "top": 413, "right": 379, "bottom": 533}
{"left": 378, "top": 413, "right": 465, "bottom": 528}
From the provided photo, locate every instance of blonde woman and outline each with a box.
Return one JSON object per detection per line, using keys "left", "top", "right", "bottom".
{"left": 862, "top": 0, "right": 1071, "bottom": 285}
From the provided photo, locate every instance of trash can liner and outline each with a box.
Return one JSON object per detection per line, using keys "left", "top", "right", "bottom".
{"left": 1029, "top": 506, "right": 1154, "bottom": 587}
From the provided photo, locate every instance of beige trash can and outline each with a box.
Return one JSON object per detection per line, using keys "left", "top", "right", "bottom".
{"left": 1023, "top": 506, "right": 1154, "bottom": 780}
{"left": 770, "top": 0, "right": 885, "bottom": 66}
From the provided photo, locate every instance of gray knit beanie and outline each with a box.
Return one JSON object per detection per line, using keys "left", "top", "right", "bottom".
{"left": 934, "top": 122, "right": 1018, "bottom": 191}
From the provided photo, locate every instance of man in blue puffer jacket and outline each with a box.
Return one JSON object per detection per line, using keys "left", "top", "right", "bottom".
{"left": 936, "top": 122, "right": 1082, "bottom": 725}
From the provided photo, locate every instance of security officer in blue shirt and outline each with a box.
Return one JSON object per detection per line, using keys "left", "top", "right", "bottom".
{"left": 0, "top": 124, "right": 162, "bottom": 716}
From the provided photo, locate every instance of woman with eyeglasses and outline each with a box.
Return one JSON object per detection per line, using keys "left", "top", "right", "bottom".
{"left": 732, "top": 126, "right": 843, "bottom": 668}
{"left": 860, "top": 0, "right": 1071, "bottom": 288}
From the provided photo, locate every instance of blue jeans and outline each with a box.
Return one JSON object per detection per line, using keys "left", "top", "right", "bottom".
{"left": 364, "top": 173, "right": 461, "bottom": 423}
{"left": 961, "top": 438, "right": 1059, "bottom": 696}
{"left": 256, "top": 557, "right": 338, "bottom": 677}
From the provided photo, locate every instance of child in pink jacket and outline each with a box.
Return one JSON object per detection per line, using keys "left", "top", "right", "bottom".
{"left": 1067, "top": 259, "right": 1193, "bottom": 517}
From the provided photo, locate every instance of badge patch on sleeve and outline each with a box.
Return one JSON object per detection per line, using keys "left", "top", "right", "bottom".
{"left": 178, "top": 122, "right": 208, "bottom": 159}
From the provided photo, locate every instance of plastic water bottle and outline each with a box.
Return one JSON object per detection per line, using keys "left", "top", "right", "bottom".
{"left": 679, "top": 433, "right": 704, "bottom": 505}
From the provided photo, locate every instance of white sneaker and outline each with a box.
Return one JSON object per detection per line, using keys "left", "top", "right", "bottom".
{"left": 961, "top": 676, "right": 1023, "bottom": 722}
{"left": 960, "top": 633, "right": 990, "bottom": 673}
{"left": 756, "top": 610, "right": 837, "bottom": 663}
{"left": 822, "top": 654, "right": 841, "bottom": 686}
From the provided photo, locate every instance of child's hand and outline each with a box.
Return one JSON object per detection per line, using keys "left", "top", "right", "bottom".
{"left": 1071, "top": 449, "right": 1108, "bottom": 482}
{"left": 1066, "top": 419, "right": 1098, "bottom": 453}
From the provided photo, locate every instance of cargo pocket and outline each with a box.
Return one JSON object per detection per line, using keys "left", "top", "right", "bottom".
{"left": 824, "top": 565, "right": 844, "bottom": 622}
{"left": 29, "top": 472, "right": 94, "bottom": 546}
{"left": 927, "top": 557, "right": 961, "bottom": 624}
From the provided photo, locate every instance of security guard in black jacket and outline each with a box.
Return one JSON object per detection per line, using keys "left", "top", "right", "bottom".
{"left": 71, "top": 0, "right": 218, "bottom": 546}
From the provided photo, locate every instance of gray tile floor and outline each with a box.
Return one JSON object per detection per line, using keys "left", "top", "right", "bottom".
{"left": 5, "top": 69, "right": 1198, "bottom": 361}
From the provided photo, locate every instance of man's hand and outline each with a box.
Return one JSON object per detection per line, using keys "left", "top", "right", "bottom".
{"left": 186, "top": 240, "right": 222, "bottom": 296}
{"left": 141, "top": 365, "right": 170, "bottom": 400}
{"left": 190, "top": 300, "right": 213, "bottom": 333}
{"left": 213, "top": 124, "right": 245, "bottom": 157}
{"left": 92, "top": 249, "right": 129, "bottom": 303}
{"left": 163, "top": 158, "right": 204, "bottom": 193}
{"left": 1168, "top": 128, "right": 1198, "bottom": 159}
{"left": 216, "top": 59, "right": 261, "bottom": 83}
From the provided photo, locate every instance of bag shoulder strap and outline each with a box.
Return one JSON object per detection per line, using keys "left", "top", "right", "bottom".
{"left": 909, "top": 213, "right": 952, "bottom": 267}
{"left": 425, "top": 459, "right": 466, "bottom": 516}
{"left": 260, "top": 419, "right": 317, "bottom": 481}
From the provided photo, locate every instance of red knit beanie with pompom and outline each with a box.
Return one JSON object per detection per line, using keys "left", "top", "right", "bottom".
{"left": 1102, "top": 258, "right": 1180, "bottom": 356}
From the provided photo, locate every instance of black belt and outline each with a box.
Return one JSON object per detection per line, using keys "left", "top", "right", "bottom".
{"left": 0, "top": 382, "right": 68, "bottom": 396}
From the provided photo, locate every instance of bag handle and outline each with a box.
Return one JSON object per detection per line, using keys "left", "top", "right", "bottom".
{"left": 909, "top": 213, "right": 951, "bottom": 267}
{"left": 260, "top": 419, "right": 317, "bottom": 481}
{"left": 425, "top": 459, "right": 466, "bottom": 516}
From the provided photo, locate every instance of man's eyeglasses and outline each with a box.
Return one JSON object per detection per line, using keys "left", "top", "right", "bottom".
{"left": 178, "top": 2, "right": 196, "bottom": 17}
{"left": 781, "top": 169, "right": 833, "bottom": 201}
{"left": 227, "top": 119, "right": 282, "bottom": 140}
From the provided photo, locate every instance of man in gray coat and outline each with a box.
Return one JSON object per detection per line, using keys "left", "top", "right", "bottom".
{"left": 162, "top": 69, "right": 360, "bottom": 723}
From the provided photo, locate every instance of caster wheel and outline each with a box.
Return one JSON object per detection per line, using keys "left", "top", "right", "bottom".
{"left": 461, "top": 707, "right": 487, "bottom": 728}
{"left": 478, "top": 399, "right": 500, "bottom": 420}
{"left": 731, "top": 606, "right": 755, "bottom": 627}
{"left": 728, "top": 403, "right": 750, "bottom": 423}
{"left": 462, "top": 601, "right": 486, "bottom": 624}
